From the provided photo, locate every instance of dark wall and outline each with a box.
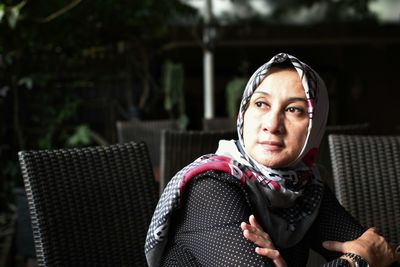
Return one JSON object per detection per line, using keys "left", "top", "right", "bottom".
{"left": 165, "top": 24, "right": 400, "bottom": 133}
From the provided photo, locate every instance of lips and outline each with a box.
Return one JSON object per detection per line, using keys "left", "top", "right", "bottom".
{"left": 259, "top": 141, "right": 284, "bottom": 151}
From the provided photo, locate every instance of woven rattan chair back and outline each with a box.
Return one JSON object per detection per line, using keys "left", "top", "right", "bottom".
{"left": 315, "top": 123, "right": 369, "bottom": 192}
{"left": 328, "top": 134, "right": 400, "bottom": 246}
{"left": 18, "top": 142, "right": 158, "bottom": 267}
{"left": 116, "top": 120, "right": 179, "bottom": 180}
{"left": 159, "top": 130, "right": 236, "bottom": 193}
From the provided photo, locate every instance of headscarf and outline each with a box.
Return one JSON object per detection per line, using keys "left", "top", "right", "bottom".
{"left": 237, "top": 52, "right": 328, "bottom": 167}
{"left": 145, "top": 53, "right": 329, "bottom": 267}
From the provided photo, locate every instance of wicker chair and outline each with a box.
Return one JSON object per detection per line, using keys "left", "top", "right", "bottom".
{"left": 328, "top": 134, "right": 400, "bottom": 246}
{"left": 18, "top": 142, "right": 158, "bottom": 267}
{"left": 159, "top": 130, "right": 237, "bottom": 193}
{"left": 116, "top": 120, "right": 179, "bottom": 181}
{"left": 315, "top": 123, "right": 369, "bottom": 192}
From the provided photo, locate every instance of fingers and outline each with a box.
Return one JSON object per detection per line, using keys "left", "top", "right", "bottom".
{"left": 240, "top": 221, "right": 249, "bottom": 232}
{"left": 240, "top": 215, "right": 261, "bottom": 232}
{"left": 323, "top": 227, "right": 399, "bottom": 267}
{"left": 255, "top": 247, "right": 280, "bottom": 258}
{"left": 249, "top": 214, "right": 262, "bottom": 229}
{"left": 241, "top": 216, "right": 273, "bottom": 248}
{"left": 273, "top": 257, "right": 288, "bottom": 267}
{"left": 322, "top": 240, "right": 345, "bottom": 253}
{"left": 242, "top": 228, "right": 274, "bottom": 248}
{"left": 241, "top": 216, "right": 288, "bottom": 267}
{"left": 367, "top": 227, "right": 379, "bottom": 234}
{"left": 255, "top": 247, "right": 287, "bottom": 267}
{"left": 322, "top": 228, "right": 381, "bottom": 253}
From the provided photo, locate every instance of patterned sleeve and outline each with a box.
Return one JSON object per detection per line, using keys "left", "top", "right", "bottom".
{"left": 161, "top": 171, "right": 274, "bottom": 267}
{"left": 311, "top": 185, "right": 366, "bottom": 263}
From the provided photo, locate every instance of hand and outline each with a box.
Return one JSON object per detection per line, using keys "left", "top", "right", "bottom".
{"left": 241, "top": 215, "right": 287, "bottom": 267}
{"left": 323, "top": 227, "right": 400, "bottom": 267}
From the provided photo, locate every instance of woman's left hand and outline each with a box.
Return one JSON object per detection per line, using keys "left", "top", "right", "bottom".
{"left": 323, "top": 227, "right": 400, "bottom": 267}
{"left": 241, "top": 215, "right": 287, "bottom": 267}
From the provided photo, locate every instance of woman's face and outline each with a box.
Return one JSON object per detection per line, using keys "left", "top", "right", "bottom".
{"left": 243, "top": 67, "right": 309, "bottom": 168}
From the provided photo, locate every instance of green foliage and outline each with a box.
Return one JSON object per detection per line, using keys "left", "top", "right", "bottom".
{"left": 163, "top": 60, "right": 188, "bottom": 130}
{"left": 215, "top": 0, "right": 378, "bottom": 25}
{"left": 225, "top": 77, "right": 247, "bottom": 118}
{"left": 36, "top": 96, "right": 81, "bottom": 149}
{"left": 0, "top": 0, "right": 197, "bottom": 52}
{"left": 67, "top": 124, "right": 92, "bottom": 147}
{"left": 0, "top": 0, "right": 198, "bottom": 210}
{"left": 163, "top": 60, "right": 184, "bottom": 112}
{"left": 266, "top": 0, "right": 378, "bottom": 23}
{"left": 0, "top": 4, "right": 5, "bottom": 23}
{"left": 1, "top": 159, "right": 20, "bottom": 193}
{"left": 0, "top": 0, "right": 26, "bottom": 28}
{"left": 17, "top": 76, "right": 33, "bottom": 89}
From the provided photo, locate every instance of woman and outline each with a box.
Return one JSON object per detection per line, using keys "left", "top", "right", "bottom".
{"left": 145, "top": 53, "right": 399, "bottom": 266}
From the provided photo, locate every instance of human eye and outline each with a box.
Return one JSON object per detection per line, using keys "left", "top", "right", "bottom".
{"left": 255, "top": 101, "right": 269, "bottom": 109}
{"left": 285, "top": 106, "right": 305, "bottom": 115}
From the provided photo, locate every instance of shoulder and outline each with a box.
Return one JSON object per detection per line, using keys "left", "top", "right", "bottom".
{"left": 179, "top": 170, "right": 252, "bottom": 224}
{"left": 183, "top": 170, "right": 247, "bottom": 201}
{"left": 164, "top": 172, "right": 268, "bottom": 266}
{"left": 189, "top": 169, "right": 243, "bottom": 186}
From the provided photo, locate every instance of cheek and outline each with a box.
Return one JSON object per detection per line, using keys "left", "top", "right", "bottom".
{"left": 242, "top": 122, "right": 250, "bottom": 146}
{"left": 291, "top": 122, "right": 308, "bottom": 149}
{"left": 301, "top": 120, "right": 309, "bottom": 139}
{"left": 242, "top": 113, "right": 255, "bottom": 146}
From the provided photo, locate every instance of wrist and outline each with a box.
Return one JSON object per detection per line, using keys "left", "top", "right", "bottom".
{"left": 341, "top": 253, "right": 370, "bottom": 267}
{"left": 340, "top": 255, "right": 356, "bottom": 267}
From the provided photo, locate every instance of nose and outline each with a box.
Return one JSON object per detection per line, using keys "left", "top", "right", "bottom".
{"left": 262, "top": 110, "right": 284, "bottom": 134}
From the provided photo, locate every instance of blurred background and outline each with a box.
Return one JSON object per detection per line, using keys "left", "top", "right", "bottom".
{"left": 1, "top": 0, "right": 399, "bottom": 266}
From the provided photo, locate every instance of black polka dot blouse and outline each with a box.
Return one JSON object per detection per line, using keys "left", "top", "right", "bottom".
{"left": 160, "top": 171, "right": 365, "bottom": 267}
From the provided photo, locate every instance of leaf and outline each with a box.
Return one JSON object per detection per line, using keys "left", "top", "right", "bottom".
{"left": 67, "top": 125, "right": 92, "bottom": 147}
{"left": 7, "top": 6, "right": 19, "bottom": 28}
{"left": 0, "top": 4, "right": 5, "bottom": 23}
{"left": 6, "top": 0, "right": 27, "bottom": 28}
{"left": 17, "top": 77, "right": 33, "bottom": 89}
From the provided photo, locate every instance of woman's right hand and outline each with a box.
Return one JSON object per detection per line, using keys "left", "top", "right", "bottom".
{"left": 323, "top": 227, "right": 400, "bottom": 267}
{"left": 241, "top": 215, "right": 287, "bottom": 267}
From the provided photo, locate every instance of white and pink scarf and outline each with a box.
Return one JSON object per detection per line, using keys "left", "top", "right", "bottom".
{"left": 145, "top": 53, "right": 329, "bottom": 267}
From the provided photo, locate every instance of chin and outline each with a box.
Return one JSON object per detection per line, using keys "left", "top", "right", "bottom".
{"left": 256, "top": 158, "right": 280, "bottom": 168}
{"left": 266, "top": 163, "right": 285, "bottom": 168}
{"left": 253, "top": 152, "right": 283, "bottom": 168}
{"left": 256, "top": 157, "right": 290, "bottom": 168}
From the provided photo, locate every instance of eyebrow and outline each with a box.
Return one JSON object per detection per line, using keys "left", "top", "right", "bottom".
{"left": 253, "top": 91, "right": 308, "bottom": 103}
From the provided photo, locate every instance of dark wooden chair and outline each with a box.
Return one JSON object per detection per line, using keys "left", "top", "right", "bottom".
{"left": 18, "top": 142, "right": 158, "bottom": 267}
{"left": 329, "top": 134, "right": 400, "bottom": 246}
{"left": 159, "top": 130, "right": 237, "bottom": 193}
